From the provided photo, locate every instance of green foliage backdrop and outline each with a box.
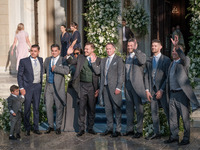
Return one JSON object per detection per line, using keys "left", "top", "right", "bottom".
{"left": 187, "top": 0, "right": 200, "bottom": 86}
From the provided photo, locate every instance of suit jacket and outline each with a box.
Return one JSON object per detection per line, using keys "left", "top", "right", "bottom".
{"left": 43, "top": 56, "right": 69, "bottom": 103}
{"left": 92, "top": 54, "right": 124, "bottom": 107}
{"left": 145, "top": 54, "right": 171, "bottom": 95}
{"left": 166, "top": 49, "right": 199, "bottom": 106}
{"left": 17, "top": 56, "right": 43, "bottom": 89}
{"left": 67, "top": 54, "right": 101, "bottom": 98}
{"left": 125, "top": 49, "right": 146, "bottom": 99}
{"left": 7, "top": 95, "right": 24, "bottom": 114}
{"left": 125, "top": 26, "right": 134, "bottom": 41}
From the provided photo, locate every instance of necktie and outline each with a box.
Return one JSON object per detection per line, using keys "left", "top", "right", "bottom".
{"left": 152, "top": 56, "right": 157, "bottom": 85}
{"left": 52, "top": 58, "right": 55, "bottom": 66}
{"left": 33, "top": 59, "right": 37, "bottom": 67}
{"left": 153, "top": 56, "right": 157, "bottom": 70}
{"left": 88, "top": 57, "right": 91, "bottom": 66}
{"left": 106, "top": 57, "right": 110, "bottom": 69}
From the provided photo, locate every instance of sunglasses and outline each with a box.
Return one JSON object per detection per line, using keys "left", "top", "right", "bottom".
{"left": 73, "top": 52, "right": 80, "bottom": 55}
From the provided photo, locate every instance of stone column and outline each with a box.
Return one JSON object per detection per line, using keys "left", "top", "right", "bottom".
{"left": 46, "top": 0, "right": 55, "bottom": 57}
{"left": 54, "top": 0, "right": 67, "bottom": 47}
{"left": 73, "top": 0, "right": 83, "bottom": 48}
{"left": 129, "top": 0, "right": 151, "bottom": 56}
{"left": 38, "top": 0, "right": 48, "bottom": 58}
{"left": 0, "top": 0, "right": 9, "bottom": 73}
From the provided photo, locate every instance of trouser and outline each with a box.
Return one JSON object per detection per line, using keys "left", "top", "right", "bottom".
{"left": 78, "top": 82, "right": 96, "bottom": 131}
{"left": 24, "top": 83, "right": 41, "bottom": 131}
{"left": 151, "top": 86, "right": 170, "bottom": 134}
{"left": 45, "top": 83, "right": 64, "bottom": 129}
{"left": 10, "top": 112, "right": 22, "bottom": 135}
{"left": 125, "top": 80, "right": 143, "bottom": 133}
{"left": 169, "top": 90, "right": 190, "bottom": 141}
{"left": 123, "top": 41, "right": 128, "bottom": 55}
{"left": 104, "top": 85, "right": 122, "bottom": 132}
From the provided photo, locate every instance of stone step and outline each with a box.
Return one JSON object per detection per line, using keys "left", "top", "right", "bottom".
{"left": 95, "top": 105, "right": 126, "bottom": 114}
{"left": 190, "top": 109, "right": 200, "bottom": 128}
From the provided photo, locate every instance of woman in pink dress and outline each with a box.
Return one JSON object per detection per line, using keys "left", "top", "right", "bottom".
{"left": 11, "top": 23, "right": 31, "bottom": 70}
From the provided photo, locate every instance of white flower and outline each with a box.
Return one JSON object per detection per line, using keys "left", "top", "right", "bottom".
{"left": 99, "top": 36, "right": 104, "bottom": 43}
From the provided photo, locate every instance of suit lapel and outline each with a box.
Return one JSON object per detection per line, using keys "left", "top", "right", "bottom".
{"left": 149, "top": 57, "right": 153, "bottom": 76}
{"left": 28, "top": 57, "right": 34, "bottom": 79}
{"left": 103, "top": 57, "right": 107, "bottom": 76}
{"left": 107, "top": 54, "right": 116, "bottom": 73}
{"left": 56, "top": 56, "right": 62, "bottom": 66}
{"left": 156, "top": 54, "right": 163, "bottom": 74}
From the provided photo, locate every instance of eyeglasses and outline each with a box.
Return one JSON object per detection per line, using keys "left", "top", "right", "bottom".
{"left": 73, "top": 52, "right": 80, "bottom": 55}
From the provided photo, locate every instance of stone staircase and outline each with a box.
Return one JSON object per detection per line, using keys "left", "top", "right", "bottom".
{"left": 94, "top": 96, "right": 127, "bottom": 133}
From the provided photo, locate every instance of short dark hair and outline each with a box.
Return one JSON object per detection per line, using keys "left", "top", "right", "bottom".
{"left": 122, "top": 18, "right": 126, "bottom": 22}
{"left": 106, "top": 43, "right": 116, "bottom": 49}
{"left": 51, "top": 44, "right": 60, "bottom": 50}
{"left": 74, "top": 47, "right": 83, "bottom": 54}
{"left": 10, "top": 85, "right": 19, "bottom": 92}
{"left": 85, "top": 42, "right": 95, "bottom": 49}
{"left": 152, "top": 39, "right": 162, "bottom": 45}
{"left": 128, "top": 38, "right": 137, "bottom": 43}
{"left": 31, "top": 44, "right": 40, "bottom": 51}
{"left": 61, "top": 24, "right": 66, "bottom": 28}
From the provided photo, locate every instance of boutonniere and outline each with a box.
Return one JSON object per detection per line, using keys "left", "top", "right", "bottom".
{"left": 64, "top": 74, "right": 71, "bottom": 92}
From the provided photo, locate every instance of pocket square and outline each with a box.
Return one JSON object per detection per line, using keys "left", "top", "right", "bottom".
{"left": 113, "top": 62, "right": 117, "bottom": 65}
{"left": 59, "top": 64, "right": 63, "bottom": 66}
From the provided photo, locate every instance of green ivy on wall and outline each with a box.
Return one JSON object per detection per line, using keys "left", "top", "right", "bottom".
{"left": 187, "top": 0, "right": 200, "bottom": 86}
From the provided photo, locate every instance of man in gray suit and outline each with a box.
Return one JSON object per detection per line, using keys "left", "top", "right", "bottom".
{"left": 91, "top": 43, "right": 124, "bottom": 137}
{"left": 123, "top": 38, "right": 146, "bottom": 138}
{"left": 43, "top": 44, "right": 69, "bottom": 134}
{"left": 164, "top": 37, "right": 200, "bottom": 145}
{"left": 67, "top": 42, "right": 101, "bottom": 137}
{"left": 144, "top": 39, "right": 171, "bottom": 140}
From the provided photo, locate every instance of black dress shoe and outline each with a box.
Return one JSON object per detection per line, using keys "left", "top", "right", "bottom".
{"left": 9, "top": 135, "right": 17, "bottom": 140}
{"left": 88, "top": 129, "right": 97, "bottom": 135}
{"left": 33, "top": 130, "right": 42, "bottom": 135}
{"left": 145, "top": 134, "right": 161, "bottom": 140}
{"left": 100, "top": 130, "right": 113, "bottom": 136}
{"left": 164, "top": 138, "right": 179, "bottom": 144}
{"left": 25, "top": 131, "right": 30, "bottom": 136}
{"left": 56, "top": 128, "right": 61, "bottom": 135}
{"left": 110, "top": 132, "right": 121, "bottom": 138}
{"left": 123, "top": 131, "right": 134, "bottom": 136}
{"left": 132, "top": 132, "right": 142, "bottom": 138}
{"left": 45, "top": 127, "right": 54, "bottom": 134}
{"left": 76, "top": 130, "right": 85, "bottom": 137}
{"left": 16, "top": 133, "right": 21, "bottom": 139}
{"left": 178, "top": 140, "right": 190, "bottom": 145}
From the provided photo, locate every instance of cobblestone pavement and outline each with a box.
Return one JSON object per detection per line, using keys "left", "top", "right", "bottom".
{"left": 0, "top": 128, "right": 200, "bottom": 150}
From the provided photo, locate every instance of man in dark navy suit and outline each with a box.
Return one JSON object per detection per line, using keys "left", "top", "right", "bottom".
{"left": 17, "top": 44, "right": 43, "bottom": 136}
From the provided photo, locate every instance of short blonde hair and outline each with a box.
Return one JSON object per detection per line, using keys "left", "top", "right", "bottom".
{"left": 16, "top": 23, "right": 24, "bottom": 34}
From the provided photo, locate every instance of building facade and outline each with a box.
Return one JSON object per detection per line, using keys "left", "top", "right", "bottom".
{"left": 0, "top": 0, "right": 189, "bottom": 74}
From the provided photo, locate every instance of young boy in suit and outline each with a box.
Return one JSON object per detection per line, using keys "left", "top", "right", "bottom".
{"left": 7, "top": 85, "right": 24, "bottom": 140}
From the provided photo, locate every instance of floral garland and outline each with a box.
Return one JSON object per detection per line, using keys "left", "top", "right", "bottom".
{"left": 123, "top": 3, "right": 149, "bottom": 36}
{"left": 83, "top": 0, "right": 120, "bottom": 56}
{"left": 187, "top": 0, "right": 200, "bottom": 86}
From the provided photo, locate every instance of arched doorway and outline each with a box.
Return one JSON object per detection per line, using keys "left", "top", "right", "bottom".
{"left": 151, "top": 0, "right": 190, "bottom": 57}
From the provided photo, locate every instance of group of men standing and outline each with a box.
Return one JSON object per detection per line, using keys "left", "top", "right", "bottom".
{"left": 17, "top": 34, "right": 199, "bottom": 146}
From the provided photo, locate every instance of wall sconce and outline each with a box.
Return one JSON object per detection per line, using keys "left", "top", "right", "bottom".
{"left": 172, "top": 6, "right": 179, "bottom": 14}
